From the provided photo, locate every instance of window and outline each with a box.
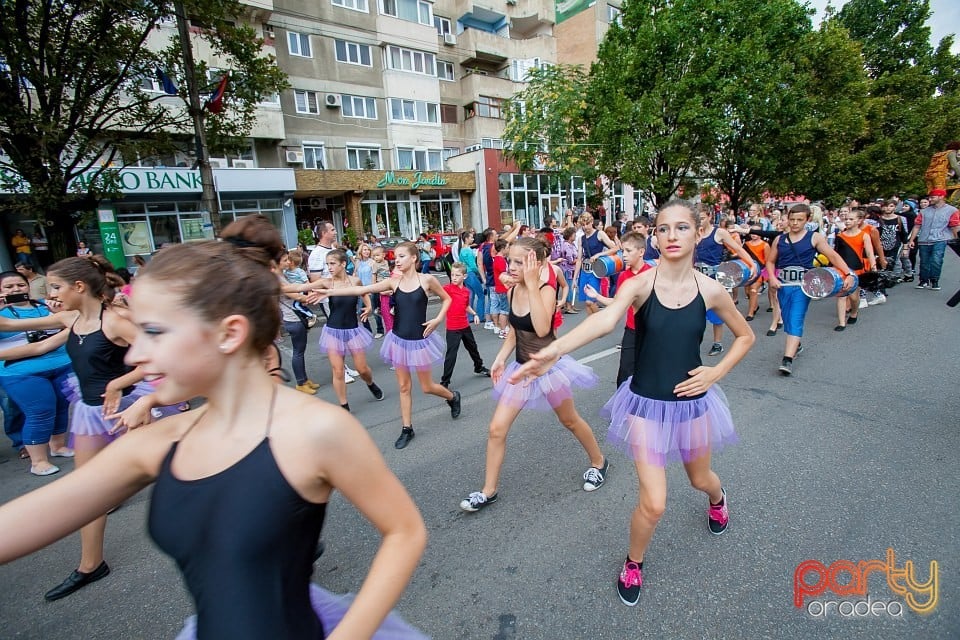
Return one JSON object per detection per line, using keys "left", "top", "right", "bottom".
{"left": 347, "top": 145, "right": 382, "bottom": 170}
{"left": 342, "top": 95, "right": 377, "bottom": 119}
{"left": 381, "top": 0, "right": 432, "bottom": 26}
{"left": 474, "top": 96, "right": 504, "bottom": 119}
{"left": 481, "top": 138, "right": 505, "bottom": 149}
{"left": 438, "top": 61, "right": 455, "bottom": 81}
{"left": 396, "top": 148, "right": 443, "bottom": 171}
{"left": 335, "top": 40, "right": 372, "bottom": 66}
{"left": 510, "top": 58, "right": 546, "bottom": 82}
{"left": 387, "top": 46, "right": 436, "bottom": 76}
{"left": 303, "top": 144, "right": 326, "bottom": 170}
{"left": 138, "top": 76, "right": 163, "bottom": 92}
{"left": 442, "top": 147, "right": 460, "bottom": 161}
{"left": 294, "top": 90, "right": 321, "bottom": 114}
{"left": 607, "top": 4, "right": 622, "bottom": 25}
{"left": 287, "top": 31, "right": 312, "bottom": 58}
{"left": 434, "top": 16, "right": 451, "bottom": 35}
{"left": 333, "top": 0, "right": 368, "bottom": 11}
{"left": 259, "top": 92, "right": 281, "bottom": 106}
{"left": 440, "top": 103, "right": 458, "bottom": 124}
{"left": 388, "top": 98, "right": 439, "bottom": 123}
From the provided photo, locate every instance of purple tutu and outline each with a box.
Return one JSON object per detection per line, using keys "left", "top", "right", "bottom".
{"left": 174, "top": 583, "right": 428, "bottom": 639}
{"left": 63, "top": 377, "right": 181, "bottom": 448}
{"left": 602, "top": 379, "right": 738, "bottom": 466}
{"left": 492, "top": 355, "right": 598, "bottom": 411}
{"left": 319, "top": 325, "right": 374, "bottom": 355}
{"left": 379, "top": 331, "right": 444, "bottom": 371}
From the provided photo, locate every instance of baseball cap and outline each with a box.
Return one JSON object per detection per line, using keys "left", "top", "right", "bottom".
{"left": 929, "top": 188, "right": 947, "bottom": 197}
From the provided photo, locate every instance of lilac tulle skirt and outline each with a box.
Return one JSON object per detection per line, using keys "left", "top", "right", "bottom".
{"left": 492, "top": 356, "right": 598, "bottom": 411}
{"left": 63, "top": 377, "right": 182, "bottom": 447}
{"left": 319, "top": 325, "right": 374, "bottom": 355}
{"left": 602, "top": 379, "right": 738, "bottom": 466}
{"left": 174, "top": 583, "right": 429, "bottom": 639}
{"left": 379, "top": 331, "right": 444, "bottom": 371}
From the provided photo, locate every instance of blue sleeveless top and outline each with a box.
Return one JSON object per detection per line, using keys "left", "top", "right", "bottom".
{"left": 695, "top": 227, "right": 725, "bottom": 266}
{"left": 775, "top": 231, "right": 817, "bottom": 269}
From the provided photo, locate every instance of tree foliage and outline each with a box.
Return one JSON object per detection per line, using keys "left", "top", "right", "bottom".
{"left": 0, "top": 0, "right": 287, "bottom": 246}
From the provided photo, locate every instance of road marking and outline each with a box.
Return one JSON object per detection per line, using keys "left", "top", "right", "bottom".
{"left": 577, "top": 346, "right": 620, "bottom": 364}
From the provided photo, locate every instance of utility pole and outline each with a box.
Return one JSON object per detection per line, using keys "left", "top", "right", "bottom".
{"left": 173, "top": 0, "right": 220, "bottom": 233}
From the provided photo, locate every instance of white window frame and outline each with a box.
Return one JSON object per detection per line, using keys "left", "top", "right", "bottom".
{"left": 341, "top": 95, "right": 377, "bottom": 119}
{"left": 303, "top": 143, "right": 326, "bottom": 170}
{"left": 346, "top": 144, "right": 382, "bottom": 170}
{"left": 607, "top": 4, "right": 622, "bottom": 25}
{"left": 139, "top": 76, "right": 163, "bottom": 93}
{"left": 386, "top": 46, "right": 436, "bottom": 76}
{"left": 396, "top": 147, "right": 443, "bottom": 171}
{"left": 287, "top": 31, "right": 312, "bottom": 58}
{"left": 294, "top": 89, "right": 321, "bottom": 114}
{"left": 442, "top": 147, "right": 459, "bottom": 161}
{"left": 380, "top": 0, "right": 432, "bottom": 26}
{"left": 434, "top": 16, "right": 451, "bottom": 35}
{"left": 332, "top": 0, "right": 369, "bottom": 12}
{"left": 335, "top": 40, "right": 373, "bottom": 67}
{"left": 438, "top": 61, "right": 455, "bottom": 81}
{"left": 388, "top": 98, "right": 439, "bottom": 124}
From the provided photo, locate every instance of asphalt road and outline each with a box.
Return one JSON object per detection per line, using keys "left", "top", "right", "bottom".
{"left": 1, "top": 262, "right": 958, "bottom": 639}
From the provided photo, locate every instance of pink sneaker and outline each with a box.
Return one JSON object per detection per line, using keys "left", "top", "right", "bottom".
{"left": 617, "top": 559, "right": 643, "bottom": 606}
{"left": 708, "top": 489, "right": 728, "bottom": 535}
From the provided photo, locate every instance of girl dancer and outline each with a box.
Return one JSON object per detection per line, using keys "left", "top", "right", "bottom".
{"left": 459, "top": 237, "right": 608, "bottom": 513}
{"left": 312, "top": 250, "right": 384, "bottom": 411}
{"left": 319, "top": 242, "right": 460, "bottom": 449}
{"left": 832, "top": 208, "right": 875, "bottom": 332}
{"left": 0, "top": 216, "right": 427, "bottom": 639}
{"left": 511, "top": 202, "right": 754, "bottom": 606}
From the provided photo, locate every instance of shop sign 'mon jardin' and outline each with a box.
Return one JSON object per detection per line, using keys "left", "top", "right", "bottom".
{"left": 376, "top": 171, "right": 447, "bottom": 190}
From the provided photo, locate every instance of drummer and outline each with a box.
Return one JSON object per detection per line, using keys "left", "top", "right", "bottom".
{"left": 695, "top": 211, "right": 757, "bottom": 357}
{"left": 765, "top": 204, "right": 857, "bottom": 376}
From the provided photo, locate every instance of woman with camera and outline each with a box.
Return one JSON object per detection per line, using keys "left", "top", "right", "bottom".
{"left": 0, "top": 270, "right": 74, "bottom": 476}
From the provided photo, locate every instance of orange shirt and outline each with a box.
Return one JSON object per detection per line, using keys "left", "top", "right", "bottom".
{"left": 836, "top": 229, "right": 868, "bottom": 275}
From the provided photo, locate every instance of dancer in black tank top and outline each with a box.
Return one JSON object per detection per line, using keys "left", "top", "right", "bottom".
{"left": 308, "top": 250, "right": 384, "bottom": 411}
{"left": 316, "top": 242, "right": 460, "bottom": 450}
{"left": 458, "top": 238, "right": 608, "bottom": 513}
{"left": 511, "top": 203, "right": 755, "bottom": 607}
{"left": 0, "top": 217, "right": 427, "bottom": 638}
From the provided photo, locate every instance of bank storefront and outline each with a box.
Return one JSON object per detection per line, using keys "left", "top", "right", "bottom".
{"left": 1, "top": 167, "right": 297, "bottom": 270}
{"left": 294, "top": 170, "right": 476, "bottom": 242}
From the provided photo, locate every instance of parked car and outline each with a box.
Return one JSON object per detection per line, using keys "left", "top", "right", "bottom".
{"left": 379, "top": 236, "right": 405, "bottom": 263}
{"left": 427, "top": 233, "right": 459, "bottom": 271}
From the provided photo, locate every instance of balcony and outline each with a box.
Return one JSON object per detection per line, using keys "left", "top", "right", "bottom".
{"left": 458, "top": 28, "right": 556, "bottom": 68}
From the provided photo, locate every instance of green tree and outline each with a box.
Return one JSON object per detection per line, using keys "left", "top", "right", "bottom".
{"left": 0, "top": 0, "right": 287, "bottom": 256}
{"left": 501, "top": 65, "right": 595, "bottom": 209}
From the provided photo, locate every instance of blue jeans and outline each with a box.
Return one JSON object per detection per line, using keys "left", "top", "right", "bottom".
{"left": 0, "top": 385, "right": 25, "bottom": 449}
{"left": 918, "top": 242, "right": 946, "bottom": 284}
{"left": 465, "top": 272, "right": 486, "bottom": 322}
{"left": 282, "top": 320, "right": 309, "bottom": 385}
{"left": 0, "top": 365, "right": 72, "bottom": 446}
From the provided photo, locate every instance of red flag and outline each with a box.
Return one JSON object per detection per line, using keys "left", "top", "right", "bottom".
{"left": 206, "top": 73, "right": 229, "bottom": 114}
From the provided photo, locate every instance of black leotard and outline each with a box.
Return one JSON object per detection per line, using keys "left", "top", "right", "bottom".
{"left": 327, "top": 292, "right": 359, "bottom": 330}
{"left": 149, "top": 393, "right": 328, "bottom": 639}
{"left": 629, "top": 273, "right": 707, "bottom": 401}
{"left": 392, "top": 279, "right": 428, "bottom": 340}
{"left": 508, "top": 283, "right": 555, "bottom": 364}
{"left": 66, "top": 307, "right": 133, "bottom": 405}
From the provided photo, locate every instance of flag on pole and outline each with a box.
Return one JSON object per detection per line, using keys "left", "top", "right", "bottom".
{"left": 205, "top": 73, "right": 229, "bottom": 114}
{"left": 155, "top": 68, "right": 178, "bottom": 95}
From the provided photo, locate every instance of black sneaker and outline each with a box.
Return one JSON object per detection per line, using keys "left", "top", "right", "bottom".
{"left": 459, "top": 491, "right": 497, "bottom": 512}
{"left": 708, "top": 342, "right": 724, "bottom": 357}
{"left": 448, "top": 390, "right": 462, "bottom": 418}
{"left": 778, "top": 359, "right": 793, "bottom": 376}
{"left": 394, "top": 427, "right": 415, "bottom": 450}
{"left": 931, "top": 281, "right": 941, "bottom": 291}
{"left": 582, "top": 458, "right": 610, "bottom": 492}
{"left": 902, "top": 275, "right": 914, "bottom": 283}
{"left": 617, "top": 560, "right": 643, "bottom": 606}
{"left": 368, "top": 382, "right": 384, "bottom": 400}
{"left": 474, "top": 366, "right": 491, "bottom": 377}
{"left": 915, "top": 281, "right": 928, "bottom": 289}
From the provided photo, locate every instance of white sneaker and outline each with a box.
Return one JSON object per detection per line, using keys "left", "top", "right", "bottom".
{"left": 858, "top": 297, "right": 868, "bottom": 309}
{"left": 484, "top": 321, "right": 497, "bottom": 331}
{"left": 867, "top": 293, "right": 886, "bottom": 306}
{"left": 345, "top": 365, "right": 360, "bottom": 377}
{"left": 344, "top": 372, "right": 355, "bottom": 384}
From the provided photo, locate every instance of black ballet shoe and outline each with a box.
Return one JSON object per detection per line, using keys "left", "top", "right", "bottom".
{"left": 834, "top": 325, "right": 846, "bottom": 332}
{"left": 766, "top": 307, "right": 773, "bottom": 313}
{"left": 766, "top": 328, "right": 777, "bottom": 337}
{"left": 847, "top": 316, "right": 858, "bottom": 325}
{"left": 44, "top": 562, "right": 110, "bottom": 601}
{"left": 745, "top": 314, "right": 755, "bottom": 321}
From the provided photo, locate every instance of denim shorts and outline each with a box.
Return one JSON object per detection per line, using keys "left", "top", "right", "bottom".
{"left": 489, "top": 292, "right": 509, "bottom": 315}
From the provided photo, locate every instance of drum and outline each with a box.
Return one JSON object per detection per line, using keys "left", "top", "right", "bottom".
{"left": 693, "top": 262, "right": 718, "bottom": 277}
{"left": 594, "top": 253, "right": 626, "bottom": 278}
{"left": 716, "top": 260, "right": 759, "bottom": 289}
{"left": 801, "top": 267, "right": 859, "bottom": 299}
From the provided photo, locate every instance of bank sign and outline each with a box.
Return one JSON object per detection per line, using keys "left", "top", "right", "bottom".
{"left": 0, "top": 167, "right": 296, "bottom": 195}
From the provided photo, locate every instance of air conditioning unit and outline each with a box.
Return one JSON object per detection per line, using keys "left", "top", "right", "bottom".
{"left": 325, "top": 94, "right": 342, "bottom": 108}
{"left": 263, "top": 24, "right": 275, "bottom": 39}
{"left": 443, "top": 33, "right": 457, "bottom": 46}
{"left": 285, "top": 150, "right": 304, "bottom": 163}
{"left": 208, "top": 158, "right": 227, "bottom": 168}
{"left": 309, "top": 197, "right": 326, "bottom": 209}
{"left": 231, "top": 160, "right": 254, "bottom": 168}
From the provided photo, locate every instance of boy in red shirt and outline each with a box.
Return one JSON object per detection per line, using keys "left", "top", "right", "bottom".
{"left": 441, "top": 263, "right": 491, "bottom": 387}
{"left": 584, "top": 231, "right": 652, "bottom": 387}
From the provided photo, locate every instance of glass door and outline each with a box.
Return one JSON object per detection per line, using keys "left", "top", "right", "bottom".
{"left": 540, "top": 195, "right": 562, "bottom": 228}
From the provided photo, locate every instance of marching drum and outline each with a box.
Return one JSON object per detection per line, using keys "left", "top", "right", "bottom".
{"left": 801, "top": 267, "right": 859, "bottom": 299}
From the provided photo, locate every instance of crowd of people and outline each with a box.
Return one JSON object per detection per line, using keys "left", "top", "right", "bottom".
{"left": 0, "top": 184, "right": 955, "bottom": 635}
